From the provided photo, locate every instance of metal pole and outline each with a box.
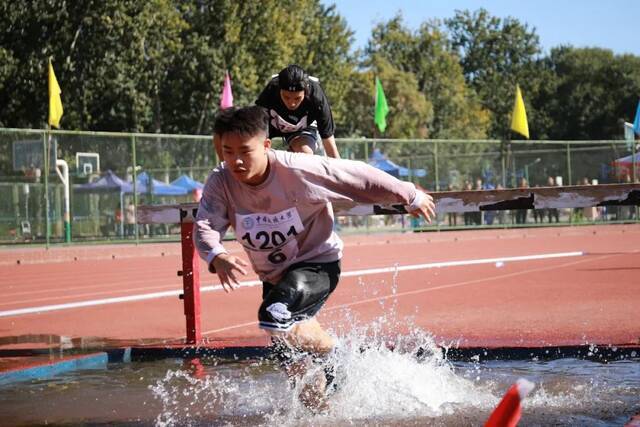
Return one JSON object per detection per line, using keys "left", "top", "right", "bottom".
{"left": 566, "top": 143, "right": 572, "bottom": 186}
{"left": 120, "top": 192, "right": 125, "bottom": 238}
{"left": 511, "top": 151, "right": 517, "bottom": 188}
{"left": 567, "top": 142, "right": 573, "bottom": 225}
{"left": 364, "top": 139, "right": 370, "bottom": 233}
{"left": 634, "top": 141, "right": 639, "bottom": 221}
{"left": 434, "top": 141, "right": 439, "bottom": 191}
{"left": 13, "top": 185, "right": 20, "bottom": 235}
{"left": 501, "top": 140, "right": 507, "bottom": 188}
{"left": 55, "top": 159, "right": 71, "bottom": 242}
{"left": 131, "top": 135, "right": 139, "bottom": 244}
{"left": 44, "top": 131, "right": 50, "bottom": 248}
{"left": 633, "top": 139, "right": 637, "bottom": 183}
{"left": 364, "top": 139, "right": 369, "bottom": 162}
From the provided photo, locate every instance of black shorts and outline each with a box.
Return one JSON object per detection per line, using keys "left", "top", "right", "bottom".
{"left": 283, "top": 127, "right": 321, "bottom": 153}
{"left": 258, "top": 260, "right": 341, "bottom": 332}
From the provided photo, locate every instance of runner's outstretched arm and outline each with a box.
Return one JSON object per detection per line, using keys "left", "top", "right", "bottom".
{"left": 212, "top": 253, "right": 248, "bottom": 293}
{"left": 406, "top": 190, "right": 436, "bottom": 223}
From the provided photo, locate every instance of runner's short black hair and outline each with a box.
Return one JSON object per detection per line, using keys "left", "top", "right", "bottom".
{"left": 278, "top": 64, "right": 309, "bottom": 92}
{"left": 213, "top": 105, "right": 268, "bottom": 139}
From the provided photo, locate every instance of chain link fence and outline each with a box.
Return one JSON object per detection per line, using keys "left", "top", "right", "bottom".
{"left": 0, "top": 128, "right": 637, "bottom": 245}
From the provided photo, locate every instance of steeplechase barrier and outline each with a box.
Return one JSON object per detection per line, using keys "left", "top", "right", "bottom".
{"left": 137, "top": 183, "right": 639, "bottom": 344}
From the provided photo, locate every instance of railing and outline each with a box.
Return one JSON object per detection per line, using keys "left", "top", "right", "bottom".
{"left": 0, "top": 128, "right": 637, "bottom": 245}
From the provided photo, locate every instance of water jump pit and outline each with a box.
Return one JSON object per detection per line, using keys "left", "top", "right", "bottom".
{"left": 1, "top": 321, "right": 639, "bottom": 427}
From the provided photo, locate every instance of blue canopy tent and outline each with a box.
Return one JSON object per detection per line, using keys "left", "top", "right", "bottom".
{"left": 398, "top": 165, "right": 427, "bottom": 178}
{"left": 369, "top": 149, "right": 426, "bottom": 178}
{"left": 74, "top": 170, "right": 134, "bottom": 237}
{"left": 131, "top": 172, "right": 189, "bottom": 196}
{"left": 170, "top": 174, "right": 204, "bottom": 191}
{"left": 74, "top": 170, "right": 133, "bottom": 194}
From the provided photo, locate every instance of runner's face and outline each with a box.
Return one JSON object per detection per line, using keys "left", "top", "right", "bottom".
{"left": 221, "top": 132, "right": 271, "bottom": 185}
{"left": 280, "top": 89, "right": 305, "bottom": 111}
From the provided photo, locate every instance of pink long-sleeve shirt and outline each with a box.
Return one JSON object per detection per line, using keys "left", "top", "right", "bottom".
{"left": 195, "top": 149, "right": 421, "bottom": 283}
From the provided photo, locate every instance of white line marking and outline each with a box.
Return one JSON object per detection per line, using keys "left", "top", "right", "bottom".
{"left": 341, "top": 251, "right": 584, "bottom": 277}
{"left": 0, "top": 251, "right": 583, "bottom": 318}
{"left": 199, "top": 252, "right": 600, "bottom": 337}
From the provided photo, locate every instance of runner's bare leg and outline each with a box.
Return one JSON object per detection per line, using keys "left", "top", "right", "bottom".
{"left": 270, "top": 318, "right": 335, "bottom": 411}
{"left": 288, "top": 136, "right": 314, "bottom": 155}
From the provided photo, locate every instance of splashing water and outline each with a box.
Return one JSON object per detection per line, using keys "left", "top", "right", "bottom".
{"left": 149, "top": 323, "right": 499, "bottom": 426}
{"left": 149, "top": 268, "right": 499, "bottom": 426}
{"left": 147, "top": 269, "right": 639, "bottom": 426}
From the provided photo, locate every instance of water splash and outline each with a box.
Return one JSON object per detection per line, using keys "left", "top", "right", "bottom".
{"left": 148, "top": 269, "right": 640, "bottom": 426}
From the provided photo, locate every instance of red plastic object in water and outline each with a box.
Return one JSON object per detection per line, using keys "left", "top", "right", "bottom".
{"left": 484, "top": 378, "right": 535, "bottom": 427}
{"left": 625, "top": 415, "right": 640, "bottom": 427}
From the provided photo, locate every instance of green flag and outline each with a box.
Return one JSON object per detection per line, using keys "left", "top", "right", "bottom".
{"left": 374, "top": 77, "right": 389, "bottom": 133}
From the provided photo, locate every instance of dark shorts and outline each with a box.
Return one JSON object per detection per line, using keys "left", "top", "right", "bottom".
{"left": 258, "top": 260, "right": 341, "bottom": 332}
{"left": 283, "top": 127, "right": 321, "bottom": 154}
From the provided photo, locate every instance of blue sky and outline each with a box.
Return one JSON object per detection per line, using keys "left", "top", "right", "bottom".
{"left": 323, "top": 0, "right": 639, "bottom": 56}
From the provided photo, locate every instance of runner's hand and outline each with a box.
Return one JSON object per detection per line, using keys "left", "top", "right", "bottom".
{"left": 408, "top": 191, "right": 436, "bottom": 223}
{"left": 211, "top": 253, "right": 249, "bottom": 293}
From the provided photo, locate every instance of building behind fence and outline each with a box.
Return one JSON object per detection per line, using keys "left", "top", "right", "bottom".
{"left": 0, "top": 128, "right": 637, "bottom": 245}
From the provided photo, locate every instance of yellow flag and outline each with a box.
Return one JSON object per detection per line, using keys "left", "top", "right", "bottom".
{"left": 510, "top": 84, "right": 529, "bottom": 139}
{"left": 48, "top": 58, "right": 63, "bottom": 128}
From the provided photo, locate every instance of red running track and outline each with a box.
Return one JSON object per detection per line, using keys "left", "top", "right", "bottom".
{"left": 1, "top": 225, "right": 638, "bottom": 356}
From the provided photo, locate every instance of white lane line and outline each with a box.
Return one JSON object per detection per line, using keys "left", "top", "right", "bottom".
{"left": 0, "top": 282, "right": 182, "bottom": 306}
{"left": 326, "top": 253, "right": 603, "bottom": 313}
{"left": 341, "top": 251, "right": 584, "bottom": 277}
{"left": 0, "top": 251, "right": 583, "bottom": 318}
{"left": 200, "top": 251, "right": 596, "bottom": 337}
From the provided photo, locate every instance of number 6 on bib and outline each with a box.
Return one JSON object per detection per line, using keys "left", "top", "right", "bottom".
{"left": 268, "top": 248, "right": 287, "bottom": 264}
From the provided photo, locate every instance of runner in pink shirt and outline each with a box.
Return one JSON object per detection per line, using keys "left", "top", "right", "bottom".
{"left": 195, "top": 106, "right": 435, "bottom": 410}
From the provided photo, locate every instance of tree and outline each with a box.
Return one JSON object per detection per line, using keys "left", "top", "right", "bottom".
{"left": 540, "top": 47, "right": 640, "bottom": 140}
{"left": 371, "top": 56, "right": 433, "bottom": 141}
{"left": 0, "top": 0, "right": 187, "bottom": 132}
{"left": 0, "top": 0, "right": 358, "bottom": 136}
{"left": 446, "top": 8, "right": 542, "bottom": 139}
{"left": 366, "top": 15, "right": 490, "bottom": 140}
{"left": 297, "top": 3, "right": 355, "bottom": 134}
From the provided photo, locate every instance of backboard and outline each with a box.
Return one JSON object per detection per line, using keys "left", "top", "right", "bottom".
{"left": 12, "top": 139, "right": 57, "bottom": 172}
{"left": 75, "top": 152, "right": 100, "bottom": 176}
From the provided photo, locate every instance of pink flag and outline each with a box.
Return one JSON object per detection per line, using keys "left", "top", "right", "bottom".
{"left": 220, "top": 71, "right": 233, "bottom": 109}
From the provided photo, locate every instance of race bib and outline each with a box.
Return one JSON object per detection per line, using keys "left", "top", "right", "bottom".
{"left": 269, "top": 110, "right": 308, "bottom": 133}
{"left": 235, "top": 208, "right": 304, "bottom": 267}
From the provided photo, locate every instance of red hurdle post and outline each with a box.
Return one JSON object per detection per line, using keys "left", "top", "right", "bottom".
{"left": 178, "top": 208, "right": 201, "bottom": 344}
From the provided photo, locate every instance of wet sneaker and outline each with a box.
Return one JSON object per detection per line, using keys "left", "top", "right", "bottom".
{"left": 312, "top": 352, "right": 341, "bottom": 396}
{"left": 323, "top": 362, "right": 339, "bottom": 396}
{"left": 414, "top": 345, "right": 436, "bottom": 361}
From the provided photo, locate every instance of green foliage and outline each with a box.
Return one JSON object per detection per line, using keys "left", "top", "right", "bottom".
{"left": 1, "top": 2, "right": 639, "bottom": 145}
{"left": 366, "top": 15, "right": 490, "bottom": 139}
{"left": 372, "top": 57, "right": 432, "bottom": 139}
{"left": 539, "top": 47, "right": 640, "bottom": 140}
{"left": 446, "top": 8, "right": 542, "bottom": 139}
{"left": 0, "top": 0, "right": 187, "bottom": 132}
{"left": 338, "top": 70, "right": 374, "bottom": 138}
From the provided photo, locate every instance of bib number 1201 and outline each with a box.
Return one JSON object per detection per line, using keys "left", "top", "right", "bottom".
{"left": 241, "top": 225, "right": 298, "bottom": 264}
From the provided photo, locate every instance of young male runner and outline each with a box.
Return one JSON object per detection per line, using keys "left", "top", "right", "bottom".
{"left": 213, "top": 65, "right": 339, "bottom": 162}
{"left": 195, "top": 105, "right": 434, "bottom": 408}
{"left": 255, "top": 64, "right": 340, "bottom": 158}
